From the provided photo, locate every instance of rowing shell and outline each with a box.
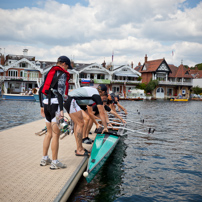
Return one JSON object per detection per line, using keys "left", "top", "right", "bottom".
{"left": 84, "top": 127, "right": 125, "bottom": 183}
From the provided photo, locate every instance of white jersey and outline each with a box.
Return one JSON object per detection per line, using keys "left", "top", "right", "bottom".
{"left": 69, "top": 87, "right": 99, "bottom": 105}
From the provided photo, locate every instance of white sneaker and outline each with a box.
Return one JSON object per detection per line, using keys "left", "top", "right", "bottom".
{"left": 40, "top": 157, "right": 52, "bottom": 166}
{"left": 50, "top": 161, "right": 67, "bottom": 170}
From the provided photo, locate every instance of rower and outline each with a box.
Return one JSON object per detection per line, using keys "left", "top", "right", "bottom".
{"left": 64, "top": 84, "right": 109, "bottom": 148}
{"left": 87, "top": 92, "right": 126, "bottom": 132}
{"left": 108, "top": 93, "right": 127, "bottom": 115}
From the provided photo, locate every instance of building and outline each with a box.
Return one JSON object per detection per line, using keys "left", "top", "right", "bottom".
{"left": 0, "top": 49, "right": 43, "bottom": 94}
{"left": 135, "top": 54, "right": 194, "bottom": 99}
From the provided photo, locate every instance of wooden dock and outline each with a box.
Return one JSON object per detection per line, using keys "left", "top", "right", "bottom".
{"left": 0, "top": 115, "right": 95, "bottom": 202}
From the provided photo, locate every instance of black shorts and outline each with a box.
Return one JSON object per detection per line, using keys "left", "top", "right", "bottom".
{"left": 44, "top": 104, "right": 59, "bottom": 122}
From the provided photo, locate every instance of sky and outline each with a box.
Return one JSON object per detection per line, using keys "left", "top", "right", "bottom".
{"left": 0, "top": 0, "right": 202, "bottom": 67}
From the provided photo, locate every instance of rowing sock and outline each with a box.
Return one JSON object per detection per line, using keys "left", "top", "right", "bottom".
{"left": 43, "top": 156, "right": 49, "bottom": 160}
{"left": 52, "top": 160, "right": 59, "bottom": 164}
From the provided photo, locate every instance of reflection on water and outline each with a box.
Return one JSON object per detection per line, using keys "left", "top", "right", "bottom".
{"left": 0, "top": 100, "right": 42, "bottom": 131}
{"left": 69, "top": 101, "right": 202, "bottom": 202}
{"left": 0, "top": 100, "right": 202, "bottom": 202}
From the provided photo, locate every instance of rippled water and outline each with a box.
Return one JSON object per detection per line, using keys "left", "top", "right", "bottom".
{"left": 69, "top": 101, "right": 202, "bottom": 202}
{"left": 0, "top": 100, "right": 42, "bottom": 131}
{"left": 0, "top": 100, "right": 202, "bottom": 201}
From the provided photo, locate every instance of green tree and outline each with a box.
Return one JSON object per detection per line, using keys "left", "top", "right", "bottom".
{"left": 145, "top": 80, "right": 159, "bottom": 94}
{"left": 137, "top": 76, "right": 142, "bottom": 81}
{"left": 195, "top": 63, "right": 202, "bottom": 70}
{"left": 136, "top": 83, "right": 146, "bottom": 90}
{"left": 192, "top": 86, "right": 202, "bottom": 95}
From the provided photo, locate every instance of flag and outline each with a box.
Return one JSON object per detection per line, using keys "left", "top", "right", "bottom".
{"left": 81, "top": 79, "right": 90, "bottom": 84}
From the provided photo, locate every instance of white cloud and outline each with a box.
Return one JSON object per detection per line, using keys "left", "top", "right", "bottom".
{"left": 0, "top": 0, "right": 202, "bottom": 67}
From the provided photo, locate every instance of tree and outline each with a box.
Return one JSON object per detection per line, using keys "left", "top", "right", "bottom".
{"left": 195, "top": 63, "right": 202, "bottom": 70}
{"left": 145, "top": 80, "right": 159, "bottom": 94}
{"left": 192, "top": 86, "right": 202, "bottom": 95}
{"left": 136, "top": 83, "right": 146, "bottom": 90}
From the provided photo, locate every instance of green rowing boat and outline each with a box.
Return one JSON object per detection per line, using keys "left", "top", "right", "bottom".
{"left": 84, "top": 128, "right": 124, "bottom": 183}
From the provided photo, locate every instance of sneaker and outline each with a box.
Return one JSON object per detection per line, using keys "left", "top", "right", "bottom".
{"left": 40, "top": 157, "right": 52, "bottom": 166}
{"left": 50, "top": 161, "right": 67, "bottom": 170}
{"left": 82, "top": 138, "right": 92, "bottom": 144}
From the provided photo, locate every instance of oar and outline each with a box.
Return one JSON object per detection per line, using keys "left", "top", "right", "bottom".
{"left": 108, "top": 126, "right": 155, "bottom": 135}
{"left": 109, "top": 121, "right": 125, "bottom": 125}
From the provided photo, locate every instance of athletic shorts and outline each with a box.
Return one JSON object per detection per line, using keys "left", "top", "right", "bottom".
{"left": 44, "top": 103, "right": 60, "bottom": 123}
{"left": 64, "top": 96, "right": 82, "bottom": 114}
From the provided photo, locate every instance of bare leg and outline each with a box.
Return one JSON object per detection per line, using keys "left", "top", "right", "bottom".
{"left": 51, "top": 122, "right": 60, "bottom": 160}
{"left": 43, "top": 122, "right": 52, "bottom": 156}
{"left": 69, "top": 111, "right": 85, "bottom": 154}
{"left": 81, "top": 110, "right": 90, "bottom": 139}
{"left": 86, "top": 118, "right": 93, "bottom": 135}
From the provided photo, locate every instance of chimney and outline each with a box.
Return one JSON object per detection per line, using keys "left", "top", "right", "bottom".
{"left": 145, "top": 54, "right": 148, "bottom": 63}
{"left": 102, "top": 60, "right": 106, "bottom": 67}
{"left": 23, "top": 49, "right": 28, "bottom": 56}
{"left": 131, "top": 61, "right": 133, "bottom": 69}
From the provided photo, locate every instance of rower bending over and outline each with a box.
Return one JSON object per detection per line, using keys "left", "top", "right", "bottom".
{"left": 108, "top": 93, "right": 127, "bottom": 115}
{"left": 64, "top": 85, "right": 108, "bottom": 153}
{"left": 90, "top": 92, "right": 126, "bottom": 131}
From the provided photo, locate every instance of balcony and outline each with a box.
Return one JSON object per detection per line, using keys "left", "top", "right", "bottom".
{"left": 111, "top": 79, "right": 141, "bottom": 84}
{"left": 0, "top": 76, "right": 43, "bottom": 83}
{"left": 158, "top": 80, "right": 193, "bottom": 86}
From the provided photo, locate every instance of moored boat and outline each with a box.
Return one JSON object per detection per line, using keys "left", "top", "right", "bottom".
{"left": 84, "top": 131, "right": 120, "bottom": 183}
{"left": 2, "top": 94, "right": 35, "bottom": 101}
{"left": 33, "top": 94, "right": 39, "bottom": 101}
{"left": 170, "top": 98, "right": 188, "bottom": 102}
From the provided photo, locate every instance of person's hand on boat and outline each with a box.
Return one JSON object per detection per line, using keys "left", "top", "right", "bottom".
{"left": 107, "top": 123, "right": 113, "bottom": 128}
{"left": 96, "top": 123, "right": 101, "bottom": 129}
{"left": 40, "top": 107, "right": 45, "bottom": 118}
{"left": 122, "top": 119, "right": 126, "bottom": 124}
{"left": 102, "top": 127, "right": 108, "bottom": 134}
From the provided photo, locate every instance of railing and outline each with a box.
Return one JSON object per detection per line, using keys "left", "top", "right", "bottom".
{"left": 0, "top": 75, "right": 43, "bottom": 82}
{"left": 158, "top": 80, "right": 193, "bottom": 86}
{"left": 111, "top": 80, "right": 141, "bottom": 84}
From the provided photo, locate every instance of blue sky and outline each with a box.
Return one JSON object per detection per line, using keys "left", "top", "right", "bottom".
{"left": 0, "top": 0, "right": 202, "bottom": 66}
{"left": 0, "top": 0, "right": 89, "bottom": 9}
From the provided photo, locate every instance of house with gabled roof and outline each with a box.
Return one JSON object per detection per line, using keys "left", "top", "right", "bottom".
{"left": 136, "top": 54, "right": 193, "bottom": 99}
{"left": 0, "top": 50, "right": 44, "bottom": 94}
{"left": 111, "top": 64, "right": 141, "bottom": 97}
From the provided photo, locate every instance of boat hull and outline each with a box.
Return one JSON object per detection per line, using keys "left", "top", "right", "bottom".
{"left": 2, "top": 94, "right": 35, "bottom": 101}
{"left": 33, "top": 94, "right": 39, "bottom": 102}
{"left": 170, "top": 98, "right": 188, "bottom": 102}
{"left": 85, "top": 133, "right": 119, "bottom": 183}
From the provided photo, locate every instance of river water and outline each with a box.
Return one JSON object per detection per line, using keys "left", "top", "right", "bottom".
{"left": 0, "top": 100, "right": 202, "bottom": 201}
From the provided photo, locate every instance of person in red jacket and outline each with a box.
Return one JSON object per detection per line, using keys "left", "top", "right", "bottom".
{"left": 39, "top": 56, "right": 71, "bottom": 170}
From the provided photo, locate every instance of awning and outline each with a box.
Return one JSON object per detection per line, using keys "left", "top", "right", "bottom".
{"left": 94, "top": 79, "right": 110, "bottom": 84}
{"left": 114, "top": 73, "right": 139, "bottom": 77}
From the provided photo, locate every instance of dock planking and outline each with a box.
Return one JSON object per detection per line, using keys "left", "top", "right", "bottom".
{"left": 0, "top": 114, "right": 95, "bottom": 202}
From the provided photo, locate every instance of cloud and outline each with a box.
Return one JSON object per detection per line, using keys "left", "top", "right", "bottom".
{"left": 0, "top": 0, "right": 202, "bottom": 66}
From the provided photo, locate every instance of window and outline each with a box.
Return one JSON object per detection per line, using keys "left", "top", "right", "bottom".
{"left": 167, "top": 88, "right": 173, "bottom": 96}
{"left": 79, "top": 73, "right": 87, "bottom": 78}
{"left": 90, "top": 74, "right": 94, "bottom": 79}
{"left": 8, "top": 70, "right": 18, "bottom": 77}
{"left": 97, "top": 74, "right": 105, "bottom": 79}
{"left": 29, "top": 72, "right": 39, "bottom": 79}
{"left": 20, "top": 71, "right": 24, "bottom": 77}
{"left": 113, "top": 86, "right": 120, "bottom": 93}
{"left": 19, "top": 63, "right": 27, "bottom": 68}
